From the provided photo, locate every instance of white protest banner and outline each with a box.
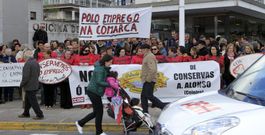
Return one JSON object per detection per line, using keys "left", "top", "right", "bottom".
{"left": 39, "top": 59, "right": 72, "bottom": 84}
{"left": 0, "top": 63, "right": 24, "bottom": 87}
{"left": 230, "top": 53, "right": 263, "bottom": 78}
{"left": 69, "top": 61, "right": 220, "bottom": 106}
{"left": 79, "top": 7, "right": 152, "bottom": 40}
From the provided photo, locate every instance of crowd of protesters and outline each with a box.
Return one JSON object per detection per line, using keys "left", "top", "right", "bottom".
{"left": 0, "top": 32, "right": 264, "bottom": 108}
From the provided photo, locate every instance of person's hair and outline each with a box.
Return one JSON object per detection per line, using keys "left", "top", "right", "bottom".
{"left": 130, "top": 98, "right": 140, "bottom": 106}
{"left": 225, "top": 43, "right": 237, "bottom": 54}
{"left": 38, "top": 41, "right": 44, "bottom": 45}
{"left": 243, "top": 44, "right": 254, "bottom": 54}
{"left": 100, "top": 47, "right": 107, "bottom": 54}
{"left": 13, "top": 39, "right": 19, "bottom": 43}
{"left": 190, "top": 46, "right": 197, "bottom": 54}
{"left": 168, "top": 47, "right": 177, "bottom": 53}
{"left": 71, "top": 38, "right": 79, "bottom": 44}
{"left": 106, "top": 46, "right": 113, "bottom": 50}
{"left": 12, "top": 43, "right": 21, "bottom": 51}
{"left": 99, "top": 54, "right": 113, "bottom": 66}
{"left": 197, "top": 40, "right": 206, "bottom": 46}
{"left": 58, "top": 43, "right": 65, "bottom": 49}
{"left": 64, "top": 39, "right": 71, "bottom": 44}
{"left": 209, "top": 45, "right": 221, "bottom": 56}
{"left": 23, "top": 50, "right": 33, "bottom": 60}
{"left": 108, "top": 71, "right": 118, "bottom": 79}
{"left": 178, "top": 46, "right": 186, "bottom": 54}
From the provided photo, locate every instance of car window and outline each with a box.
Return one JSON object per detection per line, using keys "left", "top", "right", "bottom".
{"left": 227, "top": 55, "right": 265, "bottom": 104}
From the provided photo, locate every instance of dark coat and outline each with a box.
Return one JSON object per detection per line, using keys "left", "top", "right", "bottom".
{"left": 87, "top": 62, "right": 110, "bottom": 96}
{"left": 33, "top": 29, "right": 48, "bottom": 43}
{"left": 2, "top": 55, "right": 16, "bottom": 63}
{"left": 197, "top": 47, "right": 209, "bottom": 56}
{"left": 20, "top": 58, "right": 40, "bottom": 91}
{"left": 223, "top": 54, "right": 236, "bottom": 85}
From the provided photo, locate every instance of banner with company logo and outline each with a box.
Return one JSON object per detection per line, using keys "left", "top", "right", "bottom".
{"left": 69, "top": 61, "right": 220, "bottom": 106}
{"left": 0, "top": 63, "right": 24, "bottom": 87}
{"left": 79, "top": 7, "right": 152, "bottom": 40}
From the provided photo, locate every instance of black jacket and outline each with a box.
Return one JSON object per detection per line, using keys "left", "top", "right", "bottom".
{"left": 33, "top": 29, "right": 48, "bottom": 43}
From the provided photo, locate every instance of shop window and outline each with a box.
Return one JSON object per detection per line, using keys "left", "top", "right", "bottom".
{"left": 30, "top": 11, "right": 37, "bottom": 20}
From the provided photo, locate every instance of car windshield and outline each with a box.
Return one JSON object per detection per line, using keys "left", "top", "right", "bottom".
{"left": 225, "top": 55, "right": 265, "bottom": 106}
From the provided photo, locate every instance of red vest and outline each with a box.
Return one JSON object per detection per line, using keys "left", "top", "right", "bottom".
{"left": 155, "top": 55, "right": 165, "bottom": 63}
{"left": 131, "top": 54, "right": 143, "bottom": 64}
{"left": 74, "top": 54, "right": 100, "bottom": 66}
{"left": 37, "top": 51, "right": 58, "bottom": 62}
{"left": 187, "top": 56, "right": 205, "bottom": 62}
{"left": 205, "top": 55, "right": 224, "bottom": 68}
{"left": 113, "top": 56, "right": 131, "bottom": 64}
{"left": 60, "top": 56, "right": 76, "bottom": 65}
{"left": 165, "top": 56, "right": 183, "bottom": 63}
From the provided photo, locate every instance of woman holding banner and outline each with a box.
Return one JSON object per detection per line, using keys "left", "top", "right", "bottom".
{"left": 75, "top": 54, "right": 113, "bottom": 135}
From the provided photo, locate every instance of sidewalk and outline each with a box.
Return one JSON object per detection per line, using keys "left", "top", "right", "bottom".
{"left": 0, "top": 100, "right": 162, "bottom": 132}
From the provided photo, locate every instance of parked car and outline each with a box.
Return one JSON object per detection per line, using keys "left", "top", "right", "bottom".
{"left": 155, "top": 55, "right": 265, "bottom": 135}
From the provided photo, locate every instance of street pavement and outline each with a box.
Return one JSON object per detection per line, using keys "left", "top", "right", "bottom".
{"left": 0, "top": 100, "right": 162, "bottom": 133}
{"left": 0, "top": 130, "right": 149, "bottom": 135}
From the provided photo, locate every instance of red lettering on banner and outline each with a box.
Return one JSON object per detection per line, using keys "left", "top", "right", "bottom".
{"left": 80, "top": 26, "right": 93, "bottom": 35}
{"left": 119, "top": 24, "right": 123, "bottom": 33}
{"left": 121, "top": 14, "right": 126, "bottom": 23}
{"left": 101, "top": 26, "right": 107, "bottom": 34}
{"left": 131, "top": 23, "right": 137, "bottom": 32}
{"left": 127, "top": 14, "right": 132, "bottom": 22}
{"left": 72, "top": 97, "right": 85, "bottom": 104}
{"left": 103, "top": 14, "right": 109, "bottom": 23}
{"left": 116, "top": 14, "right": 122, "bottom": 23}
{"left": 81, "top": 13, "right": 100, "bottom": 23}
{"left": 111, "top": 15, "right": 117, "bottom": 23}
{"left": 124, "top": 24, "right": 129, "bottom": 32}
{"left": 134, "top": 13, "right": 140, "bottom": 22}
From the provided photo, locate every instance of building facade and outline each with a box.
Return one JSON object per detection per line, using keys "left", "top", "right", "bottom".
{"left": 43, "top": 0, "right": 112, "bottom": 22}
{"left": 120, "top": 0, "right": 265, "bottom": 41}
{"left": 0, "top": 0, "right": 43, "bottom": 47}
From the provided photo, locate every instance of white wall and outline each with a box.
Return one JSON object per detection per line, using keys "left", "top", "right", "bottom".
{"left": 0, "top": 0, "right": 3, "bottom": 43}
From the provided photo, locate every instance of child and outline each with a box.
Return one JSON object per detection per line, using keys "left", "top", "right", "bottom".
{"left": 130, "top": 98, "right": 153, "bottom": 128}
{"left": 105, "top": 71, "right": 120, "bottom": 102}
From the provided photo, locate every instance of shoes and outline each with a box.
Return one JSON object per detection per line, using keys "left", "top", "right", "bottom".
{"left": 100, "top": 132, "right": 108, "bottom": 135}
{"left": 75, "top": 121, "right": 83, "bottom": 134}
{"left": 18, "top": 114, "right": 30, "bottom": 118}
{"left": 32, "top": 116, "right": 44, "bottom": 120}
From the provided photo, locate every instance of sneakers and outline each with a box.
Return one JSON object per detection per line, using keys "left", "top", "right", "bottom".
{"left": 100, "top": 132, "right": 108, "bottom": 135}
{"left": 75, "top": 121, "right": 83, "bottom": 134}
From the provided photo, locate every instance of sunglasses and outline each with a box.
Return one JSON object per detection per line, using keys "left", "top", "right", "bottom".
{"left": 152, "top": 48, "right": 158, "bottom": 50}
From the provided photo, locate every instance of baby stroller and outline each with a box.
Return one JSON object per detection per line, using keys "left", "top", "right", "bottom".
{"left": 107, "top": 87, "right": 154, "bottom": 135}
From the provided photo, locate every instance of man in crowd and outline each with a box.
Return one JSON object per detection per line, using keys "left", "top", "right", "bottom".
{"left": 33, "top": 25, "right": 48, "bottom": 48}
{"left": 18, "top": 50, "right": 44, "bottom": 120}
{"left": 140, "top": 44, "right": 166, "bottom": 114}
